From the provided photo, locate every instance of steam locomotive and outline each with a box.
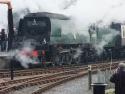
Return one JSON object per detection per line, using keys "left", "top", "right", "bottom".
{"left": 12, "top": 12, "right": 88, "bottom": 68}
{"left": 10, "top": 12, "right": 124, "bottom": 68}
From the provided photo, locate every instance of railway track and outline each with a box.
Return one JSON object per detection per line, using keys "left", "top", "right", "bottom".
{"left": 0, "top": 58, "right": 120, "bottom": 78}
{"left": 0, "top": 61, "right": 118, "bottom": 78}
{"left": 0, "top": 62, "right": 118, "bottom": 94}
{"left": 0, "top": 65, "right": 89, "bottom": 78}
{"left": 0, "top": 66, "right": 97, "bottom": 78}
{"left": 0, "top": 68, "right": 86, "bottom": 94}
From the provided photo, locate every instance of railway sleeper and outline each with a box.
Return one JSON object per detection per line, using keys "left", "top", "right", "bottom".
{"left": 0, "top": 66, "right": 85, "bottom": 78}
{"left": 32, "top": 76, "right": 76, "bottom": 94}
{"left": 0, "top": 63, "right": 118, "bottom": 94}
{"left": 0, "top": 75, "right": 44, "bottom": 87}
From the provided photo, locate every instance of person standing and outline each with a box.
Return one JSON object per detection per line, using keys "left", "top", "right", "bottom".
{"left": 110, "top": 63, "right": 125, "bottom": 94}
{"left": 0, "top": 29, "right": 7, "bottom": 51}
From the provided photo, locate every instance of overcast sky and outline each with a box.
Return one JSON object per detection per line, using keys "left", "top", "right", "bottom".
{"left": 0, "top": 0, "right": 125, "bottom": 29}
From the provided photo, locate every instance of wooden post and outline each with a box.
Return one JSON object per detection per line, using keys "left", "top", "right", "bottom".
{"left": 88, "top": 65, "right": 92, "bottom": 90}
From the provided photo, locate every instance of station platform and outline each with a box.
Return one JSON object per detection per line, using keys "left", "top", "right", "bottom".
{"left": 0, "top": 52, "right": 13, "bottom": 57}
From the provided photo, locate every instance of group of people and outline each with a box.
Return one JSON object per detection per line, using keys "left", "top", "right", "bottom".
{"left": 0, "top": 29, "right": 7, "bottom": 51}
{"left": 110, "top": 62, "right": 125, "bottom": 94}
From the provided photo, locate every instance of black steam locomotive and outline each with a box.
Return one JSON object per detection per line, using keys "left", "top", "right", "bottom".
{"left": 11, "top": 12, "right": 124, "bottom": 68}
{"left": 12, "top": 12, "right": 88, "bottom": 68}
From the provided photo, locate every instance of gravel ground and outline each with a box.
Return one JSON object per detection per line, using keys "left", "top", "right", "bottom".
{"left": 42, "top": 75, "right": 97, "bottom": 94}
{"left": 9, "top": 74, "right": 97, "bottom": 94}
{"left": 9, "top": 86, "right": 39, "bottom": 94}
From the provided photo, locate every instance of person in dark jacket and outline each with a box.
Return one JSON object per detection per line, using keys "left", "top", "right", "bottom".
{"left": 0, "top": 29, "right": 7, "bottom": 51}
{"left": 0, "top": 0, "right": 14, "bottom": 51}
{"left": 110, "top": 63, "right": 125, "bottom": 94}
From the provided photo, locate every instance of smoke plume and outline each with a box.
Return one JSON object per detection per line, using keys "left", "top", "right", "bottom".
{"left": 5, "top": 40, "right": 38, "bottom": 68}
{"left": 73, "top": 47, "right": 82, "bottom": 59}
{"left": 94, "top": 27, "right": 120, "bottom": 55}
{"left": 0, "top": 0, "right": 123, "bottom": 43}
{"left": 14, "top": 40, "right": 40, "bottom": 68}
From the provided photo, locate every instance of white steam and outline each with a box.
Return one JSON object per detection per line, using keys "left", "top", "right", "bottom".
{"left": 15, "top": 47, "right": 34, "bottom": 68}
{"left": 73, "top": 47, "right": 82, "bottom": 59}
{"left": 94, "top": 28, "right": 120, "bottom": 55}
{"left": 0, "top": 46, "right": 37, "bottom": 68}
{"left": 14, "top": 40, "right": 39, "bottom": 68}
{"left": 0, "top": 0, "right": 123, "bottom": 45}
{"left": 5, "top": 40, "right": 38, "bottom": 68}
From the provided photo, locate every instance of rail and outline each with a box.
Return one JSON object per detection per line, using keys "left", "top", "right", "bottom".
{"left": 0, "top": 62, "right": 118, "bottom": 94}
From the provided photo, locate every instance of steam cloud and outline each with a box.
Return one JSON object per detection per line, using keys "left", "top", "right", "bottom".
{"left": 2, "top": 40, "right": 38, "bottom": 68}
{"left": 0, "top": 0, "right": 124, "bottom": 35}
{"left": 0, "top": 0, "right": 123, "bottom": 43}
{"left": 73, "top": 47, "right": 82, "bottom": 59}
{"left": 94, "top": 28, "right": 120, "bottom": 55}
{"left": 14, "top": 40, "right": 36, "bottom": 68}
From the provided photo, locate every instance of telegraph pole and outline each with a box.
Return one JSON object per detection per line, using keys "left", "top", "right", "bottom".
{"left": 8, "top": 1, "right": 14, "bottom": 80}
